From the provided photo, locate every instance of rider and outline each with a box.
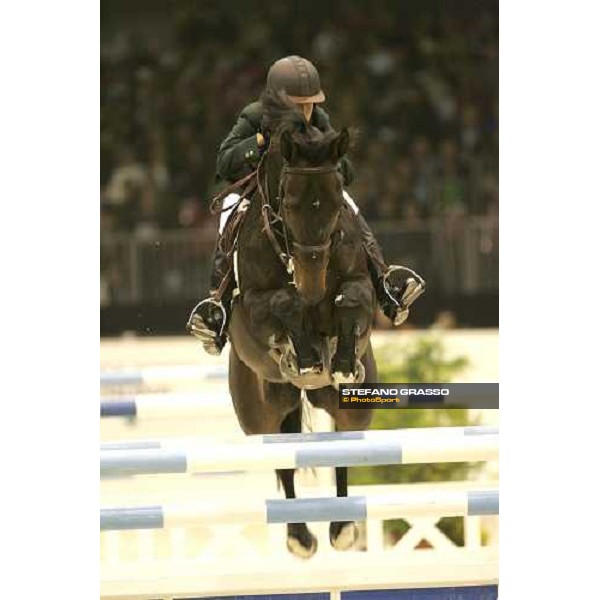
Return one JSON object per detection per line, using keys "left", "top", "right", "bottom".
{"left": 188, "top": 55, "right": 425, "bottom": 355}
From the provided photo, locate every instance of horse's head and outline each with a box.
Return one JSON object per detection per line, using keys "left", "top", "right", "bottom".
{"left": 276, "top": 125, "right": 350, "bottom": 305}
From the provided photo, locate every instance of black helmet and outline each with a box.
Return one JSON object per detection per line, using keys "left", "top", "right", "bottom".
{"left": 266, "top": 55, "right": 325, "bottom": 104}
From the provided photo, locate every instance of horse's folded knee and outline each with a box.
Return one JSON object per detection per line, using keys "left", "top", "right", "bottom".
{"left": 270, "top": 288, "right": 301, "bottom": 317}
{"left": 335, "top": 280, "right": 375, "bottom": 312}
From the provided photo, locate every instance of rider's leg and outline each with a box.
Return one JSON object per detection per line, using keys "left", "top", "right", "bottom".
{"left": 342, "top": 191, "right": 426, "bottom": 325}
{"left": 210, "top": 191, "right": 241, "bottom": 294}
{"left": 187, "top": 193, "right": 240, "bottom": 354}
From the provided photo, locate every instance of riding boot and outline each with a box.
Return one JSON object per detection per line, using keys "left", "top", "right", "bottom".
{"left": 186, "top": 243, "right": 234, "bottom": 355}
{"left": 355, "top": 213, "right": 426, "bottom": 326}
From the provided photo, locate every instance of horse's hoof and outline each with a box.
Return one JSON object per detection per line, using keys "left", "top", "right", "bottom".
{"left": 331, "top": 370, "right": 350, "bottom": 389}
{"left": 297, "top": 350, "right": 323, "bottom": 373}
{"left": 330, "top": 521, "right": 358, "bottom": 551}
{"left": 332, "top": 354, "right": 355, "bottom": 377}
{"left": 299, "top": 363, "right": 323, "bottom": 375}
{"left": 331, "top": 360, "right": 365, "bottom": 388}
{"left": 286, "top": 530, "right": 318, "bottom": 559}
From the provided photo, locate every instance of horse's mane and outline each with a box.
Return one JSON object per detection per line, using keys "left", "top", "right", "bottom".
{"left": 260, "top": 89, "right": 338, "bottom": 165}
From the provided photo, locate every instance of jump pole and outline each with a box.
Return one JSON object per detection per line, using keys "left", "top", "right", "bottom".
{"left": 100, "top": 427, "right": 498, "bottom": 476}
{"left": 100, "top": 425, "right": 497, "bottom": 449}
{"left": 100, "top": 364, "right": 228, "bottom": 386}
{"left": 101, "top": 488, "right": 498, "bottom": 531}
{"left": 101, "top": 392, "right": 231, "bottom": 419}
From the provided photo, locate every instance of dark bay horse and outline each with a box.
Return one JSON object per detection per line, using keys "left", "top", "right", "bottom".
{"left": 227, "top": 94, "right": 377, "bottom": 558}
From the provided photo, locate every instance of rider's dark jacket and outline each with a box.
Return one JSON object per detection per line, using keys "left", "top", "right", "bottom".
{"left": 215, "top": 101, "right": 354, "bottom": 186}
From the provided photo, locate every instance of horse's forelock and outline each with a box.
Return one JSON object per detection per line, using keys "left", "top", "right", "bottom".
{"left": 293, "top": 130, "right": 338, "bottom": 165}
{"left": 261, "top": 89, "right": 340, "bottom": 165}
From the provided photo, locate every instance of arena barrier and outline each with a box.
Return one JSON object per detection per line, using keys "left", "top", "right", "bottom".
{"left": 101, "top": 550, "right": 499, "bottom": 599}
{"left": 100, "top": 426, "right": 498, "bottom": 477}
{"left": 105, "top": 585, "right": 499, "bottom": 600}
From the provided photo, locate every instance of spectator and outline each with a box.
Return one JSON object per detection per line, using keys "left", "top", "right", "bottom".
{"left": 100, "top": 1, "right": 498, "bottom": 231}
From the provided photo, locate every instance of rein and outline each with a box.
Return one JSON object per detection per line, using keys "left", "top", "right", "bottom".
{"left": 209, "top": 170, "right": 258, "bottom": 215}
{"left": 257, "top": 151, "right": 294, "bottom": 274}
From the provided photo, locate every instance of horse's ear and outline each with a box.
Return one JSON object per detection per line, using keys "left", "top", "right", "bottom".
{"left": 331, "top": 127, "right": 350, "bottom": 160}
{"left": 280, "top": 130, "right": 294, "bottom": 163}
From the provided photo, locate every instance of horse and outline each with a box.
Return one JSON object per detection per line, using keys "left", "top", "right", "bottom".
{"left": 226, "top": 92, "right": 377, "bottom": 558}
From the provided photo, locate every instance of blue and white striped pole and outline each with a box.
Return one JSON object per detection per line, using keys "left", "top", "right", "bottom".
{"left": 100, "top": 489, "right": 499, "bottom": 531}
{"left": 100, "top": 364, "right": 228, "bottom": 387}
{"left": 101, "top": 392, "right": 232, "bottom": 419}
{"left": 101, "top": 425, "right": 497, "bottom": 450}
{"left": 100, "top": 426, "right": 498, "bottom": 476}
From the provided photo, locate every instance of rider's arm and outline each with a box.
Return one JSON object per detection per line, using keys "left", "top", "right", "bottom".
{"left": 215, "top": 102, "right": 264, "bottom": 183}
{"left": 313, "top": 106, "right": 355, "bottom": 187}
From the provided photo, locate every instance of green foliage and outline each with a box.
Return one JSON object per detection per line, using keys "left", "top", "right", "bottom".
{"left": 350, "top": 334, "right": 475, "bottom": 545}
{"left": 354, "top": 335, "right": 473, "bottom": 485}
{"left": 351, "top": 412, "right": 475, "bottom": 486}
{"left": 377, "top": 335, "right": 469, "bottom": 384}
{"left": 380, "top": 517, "right": 465, "bottom": 548}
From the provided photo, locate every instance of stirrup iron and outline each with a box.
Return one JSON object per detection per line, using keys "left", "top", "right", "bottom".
{"left": 186, "top": 298, "right": 227, "bottom": 339}
{"left": 382, "top": 265, "right": 426, "bottom": 326}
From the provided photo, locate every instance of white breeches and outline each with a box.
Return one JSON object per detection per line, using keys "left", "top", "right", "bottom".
{"left": 219, "top": 190, "right": 360, "bottom": 234}
{"left": 219, "top": 193, "right": 242, "bottom": 233}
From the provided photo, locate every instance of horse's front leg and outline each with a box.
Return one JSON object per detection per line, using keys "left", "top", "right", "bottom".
{"left": 331, "top": 278, "right": 375, "bottom": 384}
{"left": 306, "top": 385, "right": 375, "bottom": 551}
{"left": 268, "top": 287, "right": 322, "bottom": 373}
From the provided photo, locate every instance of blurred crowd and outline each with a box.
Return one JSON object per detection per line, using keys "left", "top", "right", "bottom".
{"left": 101, "top": 0, "right": 498, "bottom": 235}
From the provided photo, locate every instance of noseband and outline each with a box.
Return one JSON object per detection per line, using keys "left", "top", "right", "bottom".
{"left": 258, "top": 154, "right": 339, "bottom": 276}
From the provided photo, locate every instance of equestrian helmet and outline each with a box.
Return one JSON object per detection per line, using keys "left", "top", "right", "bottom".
{"left": 266, "top": 56, "right": 325, "bottom": 104}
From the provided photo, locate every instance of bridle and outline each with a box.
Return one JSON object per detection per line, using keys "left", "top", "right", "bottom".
{"left": 284, "top": 165, "right": 337, "bottom": 257}
{"left": 257, "top": 150, "right": 339, "bottom": 281}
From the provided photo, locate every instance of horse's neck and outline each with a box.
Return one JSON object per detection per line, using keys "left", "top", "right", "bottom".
{"left": 236, "top": 151, "right": 289, "bottom": 289}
